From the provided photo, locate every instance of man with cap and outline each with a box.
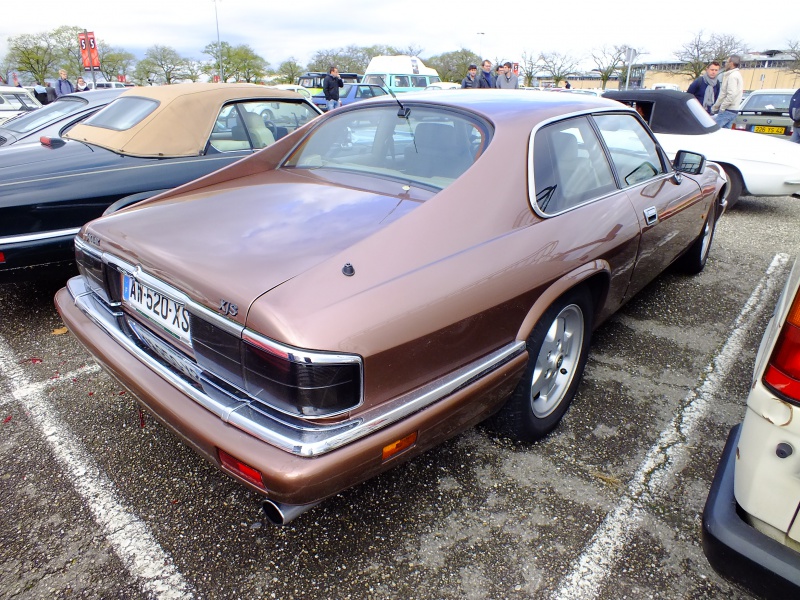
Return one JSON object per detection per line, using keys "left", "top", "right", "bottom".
{"left": 461, "top": 64, "right": 479, "bottom": 88}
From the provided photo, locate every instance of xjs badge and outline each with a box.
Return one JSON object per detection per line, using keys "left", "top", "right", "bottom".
{"left": 219, "top": 300, "right": 238, "bottom": 317}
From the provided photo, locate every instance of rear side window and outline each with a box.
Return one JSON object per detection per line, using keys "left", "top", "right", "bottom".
{"left": 593, "top": 113, "right": 666, "bottom": 187}
{"left": 532, "top": 116, "right": 617, "bottom": 214}
{"left": 4, "top": 96, "right": 88, "bottom": 133}
{"left": 84, "top": 97, "right": 159, "bottom": 131}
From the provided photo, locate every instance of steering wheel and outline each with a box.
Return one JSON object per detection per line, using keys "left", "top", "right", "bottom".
{"left": 263, "top": 120, "right": 278, "bottom": 139}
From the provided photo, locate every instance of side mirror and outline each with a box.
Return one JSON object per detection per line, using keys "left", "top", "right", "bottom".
{"left": 673, "top": 150, "right": 706, "bottom": 175}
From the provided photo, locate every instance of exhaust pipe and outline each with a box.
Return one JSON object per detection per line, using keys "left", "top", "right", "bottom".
{"left": 262, "top": 499, "right": 322, "bottom": 525}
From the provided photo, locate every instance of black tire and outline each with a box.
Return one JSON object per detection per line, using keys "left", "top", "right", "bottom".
{"left": 677, "top": 198, "right": 717, "bottom": 274}
{"left": 722, "top": 165, "right": 743, "bottom": 209}
{"left": 495, "top": 287, "right": 594, "bottom": 442}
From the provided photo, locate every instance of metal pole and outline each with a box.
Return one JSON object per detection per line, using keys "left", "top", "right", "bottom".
{"left": 477, "top": 32, "right": 484, "bottom": 59}
{"left": 624, "top": 48, "right": 637, "bottom": 90}
{"left": 214, "top": 1, "right": 224, "bottom": 82}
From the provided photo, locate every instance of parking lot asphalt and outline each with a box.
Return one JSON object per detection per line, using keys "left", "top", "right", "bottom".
{"left": 2, "top": 193, "right": 800, "bottom": 600}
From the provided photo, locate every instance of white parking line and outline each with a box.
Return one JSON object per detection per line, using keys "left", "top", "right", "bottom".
{"left": 0, "top": 338, "right": 194, "bottom": 600}
{"left": 553, "top": 253, "right": 791, "bottom": 600}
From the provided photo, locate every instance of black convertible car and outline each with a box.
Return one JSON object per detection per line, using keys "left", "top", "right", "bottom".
{"left": 0, "top": 83, "right": 321, "bottom": 282}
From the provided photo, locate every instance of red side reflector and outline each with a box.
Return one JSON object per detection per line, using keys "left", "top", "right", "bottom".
{"left": 763, "top": 291, "right": 800, "bottom": 402}
{"left": 382, "top": 432, "right": 418, "bottom": 461}
{"left": 217, "top": 449, "right": 266, "bottom": 490}
{"left": 0, "top": 251, "right": 5, "bottom": 264}
{"left": 40, "top": 136, "right": 66, "bottom": 148}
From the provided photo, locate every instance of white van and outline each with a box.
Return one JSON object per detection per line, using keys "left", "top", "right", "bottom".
{"left": 363, "top": 55, "right": 440, "bottom": 94}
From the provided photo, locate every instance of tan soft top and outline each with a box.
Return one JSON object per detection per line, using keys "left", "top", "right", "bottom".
{"left": 64, "top": 83, "right": 301, "bottom": 158}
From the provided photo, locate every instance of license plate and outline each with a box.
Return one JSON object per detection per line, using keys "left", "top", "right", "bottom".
{"left": 130, "top": 321, "right": 201, "bottom": 383}
{"left": 753, "top": 125, "right": 786, "bottom": 134}
{"left": 122, "top": 275, "right": 191, "bottom": 345}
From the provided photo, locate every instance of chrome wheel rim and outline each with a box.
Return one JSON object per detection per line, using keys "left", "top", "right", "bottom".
{"left": 530, "top": 304, "right": 584, "bottom": 418}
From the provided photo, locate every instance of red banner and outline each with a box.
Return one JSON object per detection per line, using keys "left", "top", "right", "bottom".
{"left": 78, "top": 32, "right": 101, "bottom": 71}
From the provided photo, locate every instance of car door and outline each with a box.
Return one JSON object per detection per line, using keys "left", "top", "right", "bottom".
{"left": 593, "top": 112, "right": 706, "bottom": 300}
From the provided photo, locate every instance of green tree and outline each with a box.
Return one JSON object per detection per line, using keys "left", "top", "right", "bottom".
{"left": 5, "top": 32, "right": 59, "bottom": 84}
{"left": 132, "top": 58, "right": 159, "bottom": 86}
{"left": 425, "top": 48, "right": 481, "bottom": 83}
{"left": 50, "top": 25, "right": 86, "bottom": 79}
{"left": 97, "top": 43, "right": 136, "bottom": 83}
{"left": 226, "top": 44, "right": 269, "bottom": 83}
{"left": 143, "top": 45, "right": 188, "bottom": 84}
{"left": 276, "top": 58, "right": 304, "bottom": 84}
{"left": 202, "top": 40, "right": 233, "bottom": 82}
{"left": 183, "top": 59, "right": 205, "bottom": 83}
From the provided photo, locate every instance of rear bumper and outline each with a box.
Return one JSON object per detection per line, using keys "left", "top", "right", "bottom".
{"left": 0, "top": 229, "right": 78, "bottom": 282}
{"left": 56, "top": 278, "right": 527, "bottom": 505}
{"left": 702, "top": 424, "right": 800, "bottom": 598}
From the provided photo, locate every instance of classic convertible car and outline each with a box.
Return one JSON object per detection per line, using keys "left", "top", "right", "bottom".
{"left": 604, "top": 89, "right": 800, "bottom": 207}
{"left": 0, "top": 83, "right": 321, "bottom": 282}
{"left": 56, "top": 90, "right": 726, "bottom": 524}
{"left": 703, "top": 256, "right": 800, "bottom": 597}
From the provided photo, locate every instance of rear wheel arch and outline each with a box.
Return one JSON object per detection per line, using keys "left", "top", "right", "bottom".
{"left": 718, "top": 163, "right": 745, "bottom": 208}
{"left": 515, "top": 264, "right": 609, "bottom": 343}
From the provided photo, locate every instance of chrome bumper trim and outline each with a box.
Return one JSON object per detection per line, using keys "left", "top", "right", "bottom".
{"left": 0, "top": 227, "right": 81, "bottom": 246}
{"left": 67, "top": 276, "right": 526, "bottom": 457}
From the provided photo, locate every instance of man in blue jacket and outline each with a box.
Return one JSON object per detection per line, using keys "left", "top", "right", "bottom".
{"left": 55, "top": 69, "right": 75, "bottom": 97}
{"left": 687, "top": 62, "right": 720, "bottom": 114}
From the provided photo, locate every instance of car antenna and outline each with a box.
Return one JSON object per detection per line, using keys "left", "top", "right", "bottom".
{"left": 378, "top": 76, "right": 411, "bottom": 118}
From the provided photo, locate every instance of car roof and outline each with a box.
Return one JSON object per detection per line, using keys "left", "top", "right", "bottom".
{"left": 603, "top": 89, "right": 720, "bottom": 135}
{"left": 364, "top": 89, "right": 624, "bottom": 125}
{"left": 64, "top": 83, "right": 307, "bottom": 158}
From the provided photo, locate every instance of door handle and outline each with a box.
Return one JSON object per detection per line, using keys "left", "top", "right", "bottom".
{"left": 643, "top": 206, "right": 658, "bottom": 226}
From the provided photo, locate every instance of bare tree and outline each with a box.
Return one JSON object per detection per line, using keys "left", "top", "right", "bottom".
{"left": 674, "top": 31, "right": 747, "bottom": 81}
{"left": 591, "top": 45, "right": 626, "bottom": 89}
{"left": 537, "top": 52, "right": 579, "bottom": 86}
{"left": 97, "top": 42, "right": 136, "bottom": 83}
{"left": 785, "top": 40, "right": 800, "bottom": 75}
{"left": 518, "top": 51, "right": 538, "bottom": 87}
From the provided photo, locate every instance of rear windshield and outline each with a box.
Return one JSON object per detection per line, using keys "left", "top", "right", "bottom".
{"left": 83, "top": 97, "right": 159, "bottom": 130}
{"left": 2, "top": 96, "right": 88, "bottom": 133}
{"left": 741, "top": 92, "right": 792, "bottom": 112}
{"left": 284, "top": 105, "right": 489, "bottom": 190}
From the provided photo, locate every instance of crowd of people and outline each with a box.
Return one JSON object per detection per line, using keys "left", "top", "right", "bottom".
{"left": 460, "top": 60, "right": 520, "bottom": 89}
{"left": 3, "top": 70, "right": 91, "bottom": 105}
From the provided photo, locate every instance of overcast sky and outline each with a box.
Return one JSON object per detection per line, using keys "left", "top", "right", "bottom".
{"left": 3, "top": 0, "right": 796, "bottom": 73}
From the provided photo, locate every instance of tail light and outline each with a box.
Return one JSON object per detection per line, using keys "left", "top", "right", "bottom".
{"left": 763, "top": 288, "right": 800, "bottom": 403}
{"left": 732, "top": 123, "right": 747, "bottom": 131}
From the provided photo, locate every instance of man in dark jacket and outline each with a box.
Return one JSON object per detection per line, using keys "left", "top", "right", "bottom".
{"left": 476, "top": 60, "right": 495, "bottom": 88}
{"left": 322, "top": 66, "right": 344, "bottom": 111}
{"left": 789, "top": 87, "right": 800, "bottom": 143}
{"left": 461, "top": 65, "right": 479, "bottom": 88}
{"left": 687, "top": 61, "right": 721, "bottom": 114}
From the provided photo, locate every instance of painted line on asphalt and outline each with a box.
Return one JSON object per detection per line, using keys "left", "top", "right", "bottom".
{"left": 0, "top": 337, "right": 194, "bottom": 600}
{"left": 0, "top": 363, "right": 100, "bottom": 407}
{"left": 553, "top": 253, "right": 791, "bottom": 600}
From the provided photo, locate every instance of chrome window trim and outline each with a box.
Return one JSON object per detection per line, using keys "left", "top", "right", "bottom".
{"left": 527, "top": 106, "right": 632, "bottom": 219}
{"left": 67, "top": 274, "right": 525, "bottom": 457}
{"left": 0, "top": 227, "right": 80, "bottom": 246}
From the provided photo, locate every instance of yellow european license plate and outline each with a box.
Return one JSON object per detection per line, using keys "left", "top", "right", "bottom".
{"left": 753, "top": 125, "right": 785, "bottom": 134}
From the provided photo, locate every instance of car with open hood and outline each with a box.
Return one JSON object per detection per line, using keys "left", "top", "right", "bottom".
{"left": 703, "top": 256, "right": 800, "bottom": 597}
{"left": 0, "top": 83, "right": 321, "bottom": 282}
{"left": 56, "top": 90, "right": 726, "bottom": 525}
{"left": 604, "top": 89, "right": 800, "bottom": 207}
